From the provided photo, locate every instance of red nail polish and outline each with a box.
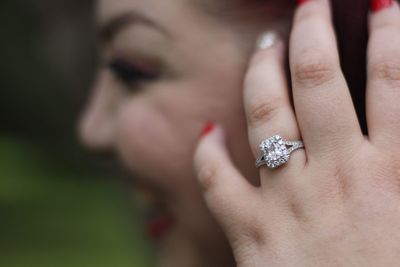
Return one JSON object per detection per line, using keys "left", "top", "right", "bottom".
{"left": 200, "top": 122, "right": 215, "bottom": 138}
{"left": 297, "top": 0, "right": 310, "bottom": 5}
{"left": 371, "top": 0, "right": 393, "bottom": 12}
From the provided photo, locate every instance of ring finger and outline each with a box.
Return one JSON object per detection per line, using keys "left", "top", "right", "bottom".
{"left": 244, "top": 32, "right": 306, "bottom": 179}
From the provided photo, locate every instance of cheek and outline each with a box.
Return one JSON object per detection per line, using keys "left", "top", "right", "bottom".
{"left": 115, "top": 99, "right": 195, "bottom": 190}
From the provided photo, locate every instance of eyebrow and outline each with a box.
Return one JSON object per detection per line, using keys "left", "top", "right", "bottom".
{"left": 99, "top": 11, "right": 169, "bottom": 43}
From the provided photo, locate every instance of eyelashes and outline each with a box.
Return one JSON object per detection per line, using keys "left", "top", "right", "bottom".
{"left": 108, "top": 59, "right": 160, "bottom": 85}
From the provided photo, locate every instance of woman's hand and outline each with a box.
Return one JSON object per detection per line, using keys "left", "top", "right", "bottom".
{"left": 194, "top": 0, "right": 400, "bottom": 266}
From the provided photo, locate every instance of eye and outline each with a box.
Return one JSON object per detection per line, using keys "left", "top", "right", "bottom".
{"left": 108, "top": 59, "right": 159, "bottom": 85}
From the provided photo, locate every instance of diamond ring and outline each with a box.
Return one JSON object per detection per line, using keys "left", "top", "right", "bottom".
{"left": 256, "top": 135, "right": 304, "bottom": 169}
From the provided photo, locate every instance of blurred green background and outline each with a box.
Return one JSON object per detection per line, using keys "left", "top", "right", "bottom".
{"left": 1, "top": 0, "right": 153, "bottom": 266}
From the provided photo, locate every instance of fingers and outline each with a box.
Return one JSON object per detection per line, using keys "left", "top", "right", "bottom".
{"left": 194, "top": 124, "right": 256, "bottom": 228}
{"left": 244, "top": 33, "right": 306, "bottom": 173}
{"left": 366, "top": 1, "right": 400, "bottom": 148}
{"left": 290, "top": 0, "right": 363, "bottom": 158}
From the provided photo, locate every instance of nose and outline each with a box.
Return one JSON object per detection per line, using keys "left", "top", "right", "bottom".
{"left": 78, "top": 71, "right": 120, "bottom": 151}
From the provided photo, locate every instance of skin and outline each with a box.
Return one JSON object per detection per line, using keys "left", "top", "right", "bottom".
{"left": 195, "top": 0, "right": 400, "bottom": 266}
{"left": 79, "top": 0, "right": 292, "bottom": 266}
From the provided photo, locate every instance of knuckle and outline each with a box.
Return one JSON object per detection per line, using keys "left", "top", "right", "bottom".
{"left": 197, "top": 162, "right": 221, "bottom": 191}
{"left": 247, "top": 97, "right": 282, "bottom": 125}
{"left": 293, "top": 53, "right": 337, "bottom": 87}
{"left": 371, "top": 60, "right": 400, "bottom": 84}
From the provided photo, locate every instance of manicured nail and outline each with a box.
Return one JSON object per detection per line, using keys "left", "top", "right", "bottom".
{"left": 297, "top": 0, "right": 310, "bottom": 5}
{"left": 200, "top": 122, "right": 215, "bottom": 138}
{"left": 371, "top": 0, "right": 393, "bottom": 12}
{"left": 257, "top": 31, "right": 278, "bottom": 49}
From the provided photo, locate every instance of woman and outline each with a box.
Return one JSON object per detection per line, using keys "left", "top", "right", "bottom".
{"left": 80, "top": 0, "right": 400, "bottom": 266}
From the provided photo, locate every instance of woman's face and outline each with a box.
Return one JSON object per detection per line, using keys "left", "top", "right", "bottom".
{"left": 80, "top": 0, "right": 292, "bottom": 266}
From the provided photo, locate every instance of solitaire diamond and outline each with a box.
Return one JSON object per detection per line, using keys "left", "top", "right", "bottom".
{"left": 258, "top": 135, "right": 290, "bottom": 169}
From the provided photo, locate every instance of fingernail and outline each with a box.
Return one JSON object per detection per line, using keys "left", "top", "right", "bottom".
{"left": 297, "top": 0, "right": 310, "bottom": 5}
{"left": 257, "top": 31, "right": 278, "bottom": 49}
{"left": 200, "top": 122, "right": 215, "bottom": 138}
{"left": 371, "top": 0, "right": 393, "bottom": 12}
